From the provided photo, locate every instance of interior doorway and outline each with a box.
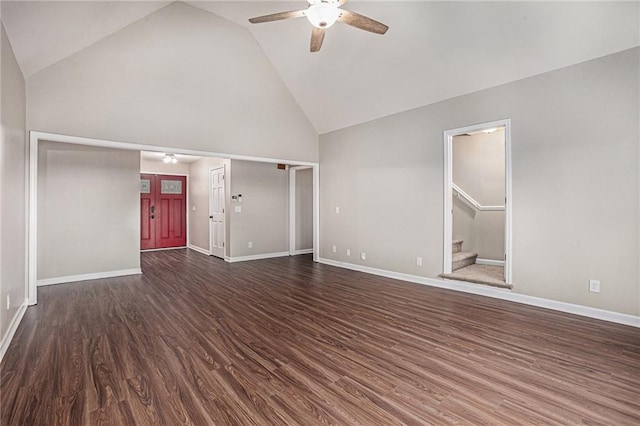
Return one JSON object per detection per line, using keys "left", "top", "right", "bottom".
{"left": 289, "top": 166, "right": 314, "bottom": 256}
{"left": 442, "top": 119, "right": 512, "bottom": 287}
{"left": 140, "top": 174, "right": 187, "bottom": 250}
{"left": 209, "top": 166, "right": 226, "bottom": 258}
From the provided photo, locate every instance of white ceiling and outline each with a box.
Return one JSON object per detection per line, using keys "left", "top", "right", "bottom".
{"left": 2, "top": 1, "right": 639, "bottom": 134}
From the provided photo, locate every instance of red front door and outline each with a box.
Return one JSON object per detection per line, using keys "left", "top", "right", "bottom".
{"left": 140, "top": 174, "right": 187, "bottom": 250}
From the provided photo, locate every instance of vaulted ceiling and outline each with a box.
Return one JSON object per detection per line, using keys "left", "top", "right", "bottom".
{"left": 2, "top": 1, "right": 639, "bottom": 133}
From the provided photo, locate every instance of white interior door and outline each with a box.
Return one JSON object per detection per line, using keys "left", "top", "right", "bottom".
{"left": 209, "top": 166, "right": 225, "bottom": 258}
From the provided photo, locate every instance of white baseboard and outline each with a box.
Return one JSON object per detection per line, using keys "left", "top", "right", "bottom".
{"left": 37, "top": 268, "right": 142, "bottom": 287}
{"left": 188, "top": 245, "right": 211, "bottom": 256}
{"left": 476, "top": 258, "right": 505, "bottom": 267}
{"left": 292, "top": 249, "right": 314, "bottom": 255}
{"left": 226, "top": 251, "right": 290, "bottom": 263}
{"left": 318, "top": 258, "right": 640, "bottom": 328}
{"left": 0, "top": 300, "right": 28, "bottom": 363}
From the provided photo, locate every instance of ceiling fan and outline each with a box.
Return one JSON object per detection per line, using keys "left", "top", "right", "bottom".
{"left": 248, "top": 0, "right": 389, "bottom": 52}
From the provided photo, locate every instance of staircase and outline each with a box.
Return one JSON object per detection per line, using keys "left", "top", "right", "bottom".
{"left": 451, "top": 239, "right": 477, "bottom": 271}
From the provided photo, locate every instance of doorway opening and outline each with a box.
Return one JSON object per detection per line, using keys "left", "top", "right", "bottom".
{"left": 140, "top": 174, "right": 188, "bottom": 250}
{"left": 441, "top": 119, "right": 512, "bottom": 288}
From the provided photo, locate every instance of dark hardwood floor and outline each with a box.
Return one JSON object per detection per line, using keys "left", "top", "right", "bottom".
{"left": 2, "top": 249, "right": 639, "bottom": 425}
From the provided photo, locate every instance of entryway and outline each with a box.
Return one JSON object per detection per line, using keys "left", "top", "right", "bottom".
{"left": 140, "top": 174, "right": 187, "bottom": 250}
{"left": 441, "top": 119, "right": 512, "bottom": 288}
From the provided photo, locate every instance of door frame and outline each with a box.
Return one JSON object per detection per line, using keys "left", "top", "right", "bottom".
{"left": 443, "top": 118, "right": 512, "bottom": 284}
{"left": 28, "top": 131, "right": 319, "bottom": 305}
{"left": 289, "top": 165, "right": 314, "bottom": 256}
{"left": 208, "top": 165, "right": 226, "bottom": 258}
{"left": 139, "top": 172, "right": 189, "bottom": 251}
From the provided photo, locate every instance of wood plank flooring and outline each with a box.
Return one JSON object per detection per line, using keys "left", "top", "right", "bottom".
{"left": 2, "top": 249, "right": 639, "bottom": 425}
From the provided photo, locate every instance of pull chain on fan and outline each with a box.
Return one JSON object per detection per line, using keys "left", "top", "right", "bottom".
{"left": 248, "top": 0, "right": 388, "bottom": 52}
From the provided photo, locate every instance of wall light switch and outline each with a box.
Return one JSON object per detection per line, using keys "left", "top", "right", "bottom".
{"left": 192, "top": 205, "right": 196, "bottom": 212}
{"left": 335, "top": 207, "right": 340, "bottom": 214}
{"left": 235, "top": 206, "right": 242, "bottom": 213}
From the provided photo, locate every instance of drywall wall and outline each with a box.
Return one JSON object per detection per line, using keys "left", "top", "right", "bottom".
{"left": 26, "top": 2, "right": 318, "bottom": 162}
{"left": 230, "top": 160, "right": 288, "bottom": 258}
{"left": 1, "top": 22, "right": 27, "bottom": 347}
{"left": 140, "top": 157, "right": 190, "bottom": 175}
{"left": 452, "top": 131, "right": 505, "bottom": 260}
{"left": 295, "top": 168, "right": 313, "bottom": 252}
{"left": 188, "top": 156, "right": 229, "bottom": 256}
{"left": 37, "top": 141, "right": 140, "bottom": 280}
{"left": 320, "top": 48, "right": 639, "bottom": 316}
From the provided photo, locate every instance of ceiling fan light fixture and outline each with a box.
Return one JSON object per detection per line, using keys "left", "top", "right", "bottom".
{"left": 306, "top": 3, "right": 340, "bottom": 29}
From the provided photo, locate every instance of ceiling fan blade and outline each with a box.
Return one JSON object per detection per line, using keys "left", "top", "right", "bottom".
{"left": 249, "top": 9, "right": 306, "bottom": 24}
{"left": 337, "top": 10, "right": 388, "bottom": 34}
{"left": 310, "top": 27, "right": 325, "bottom": 52}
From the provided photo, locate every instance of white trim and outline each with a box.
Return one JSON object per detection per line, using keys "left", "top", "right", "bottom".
{"left": 312, "top": 165, "right": 320, "bottom": 263}
{"left": 476, "top": 258, "right": 505, "bottom": 267}
{"left": 289, "top": 167, "right": 296, "bottom": 255}
{"left": 188, "top": 244, "right": 211, "bottom": 256}
{"left": 0, "top": 300, "right": 28, "bottom": 363}
{"left": 37, "top": 269, "right": 142, "bottom": 287}
{"left": 293, "top": 248, "right": 314, "bottom": 255}
{"left": 452, "top": 183, "right": 504, "bottom": 211}
{"left": 318, "top": 258, "right": 640, "bottom": 328}
{"left": 31, "top": 131, "right": 317, "bottom": 166}
{"left": 443, "top": 119, "right": 512, "bottom": 284}
{"left": 27, "top": 131, "right": 320, "bottom": 306}
{"left": 225, "top": 251, "right": 290, "bottom": 263}
{"left": 289, "top": 165, "right": 315, "bottom": 257}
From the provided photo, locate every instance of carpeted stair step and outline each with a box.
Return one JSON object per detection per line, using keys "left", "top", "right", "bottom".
{"left": 452, "top": 239, "right": 463, "bottom": 254}
{"left": 452, "top": 251, "right": 477, "bottom": 271}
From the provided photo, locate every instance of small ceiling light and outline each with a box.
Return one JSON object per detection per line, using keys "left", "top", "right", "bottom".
{"left": 163, "top": 153, "right": 178, "bottom": 164}
{"left": 306, "top": 2, "right": 341, "bottom": 29}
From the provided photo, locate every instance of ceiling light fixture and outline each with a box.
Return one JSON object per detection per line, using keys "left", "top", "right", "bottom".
{"left": 162, "top": 153, "right": 178, "bottom": 164}
{"left": 305, "top": 2, "right": 341, "bottom": 29}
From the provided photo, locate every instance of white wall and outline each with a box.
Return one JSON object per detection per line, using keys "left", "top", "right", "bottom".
{"left": 320, "top": 48, "right": 639, "bottom": 316}
{"left": 188, "top": 156, "right": 229, "bottom": 255}
{"left": 230, "top": 160, "right": 288, "bottom": 258}
{"left": 26, "top": 2, "right": 318, "bottom": 162}
{"left": 37, "top": 142, "right": 140, "bottom": 280}
{"left": 295, "top": 168, "right": 313, "bottom": 251}
{"left": 453, "top": 131, "right": 505, "bottom": 260}
{"left": 1, "top": 22, "right": 27, "bottom": 348}
{"left": 140, "top": 157, "right": 190, "bottom": 175}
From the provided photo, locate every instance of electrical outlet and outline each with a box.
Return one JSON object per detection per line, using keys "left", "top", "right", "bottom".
{"left": 248, "top": 241, "right": 253, "bottom": 249}
{"left": 335, "top": 206, "right": 340, "bottom": 214}
{"left": 332, "top": 245, "right": 337, "bottom": 253}
{"left": 6, "top": 295, "right": 10, "bottom": 310}
{"left": 416, "top": 257, "right": 423, "bottom": 266}
{"left": 346, "top": 249, "right": 351, "bottom": 256}
{"left": 589, "top": 279, "right": 600, "bottom": 293}
{"left": 360, "top": 252, "right": 366, "bottom": 261}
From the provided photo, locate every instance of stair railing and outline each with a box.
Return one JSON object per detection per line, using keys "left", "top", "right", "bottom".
{"left": 452, "top": 183, "right": 504, "bottom": 211}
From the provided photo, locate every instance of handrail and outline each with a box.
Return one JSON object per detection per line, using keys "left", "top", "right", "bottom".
{"left": 452, "top": 183, "right": 504, "bottom": 211}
